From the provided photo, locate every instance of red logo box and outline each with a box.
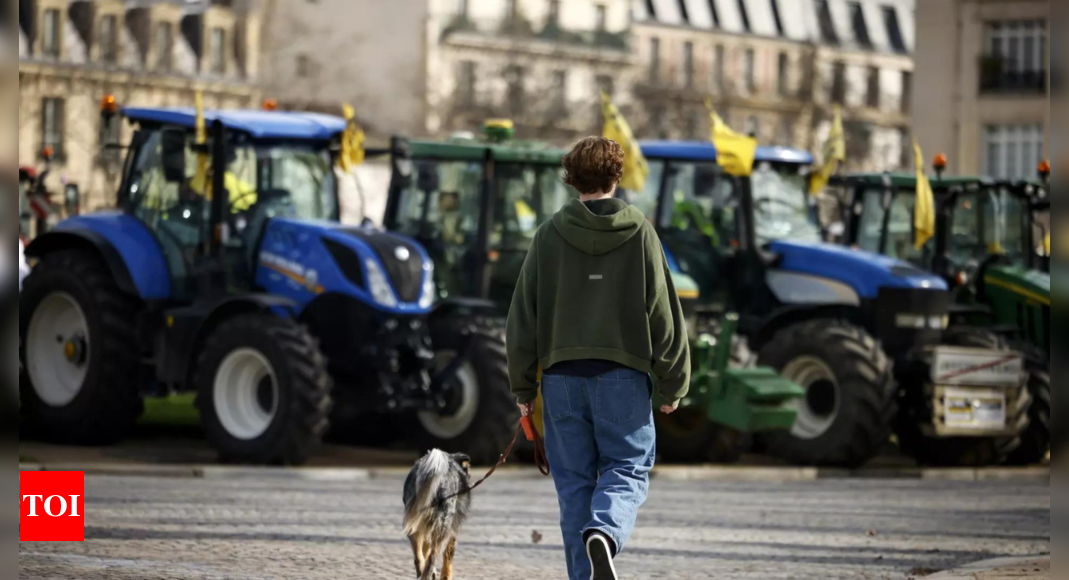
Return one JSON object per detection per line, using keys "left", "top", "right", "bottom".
{"left": 20, "top": 471, "right": 85, "bottom": 542}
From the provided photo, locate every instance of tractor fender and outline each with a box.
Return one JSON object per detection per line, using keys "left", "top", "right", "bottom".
{"left": 157, "top": 294, "right": 301, "bottom": 391}
{"left": 26, "top": 214, "right": 172, "bottom": 300}
{"left": 747, "top": 304, "right": 864, "bottom": 353}
{"left": 25, "top": 230, "right": 140, "bottom": 298}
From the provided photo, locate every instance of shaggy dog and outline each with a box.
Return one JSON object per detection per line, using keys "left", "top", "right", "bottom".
{"left": 403, "top": 450, "right": 472, "bottom": 580}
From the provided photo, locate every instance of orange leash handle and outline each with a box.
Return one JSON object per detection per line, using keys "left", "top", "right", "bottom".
{"left": 522, "top": 415, "right": 551, "bottom": 476}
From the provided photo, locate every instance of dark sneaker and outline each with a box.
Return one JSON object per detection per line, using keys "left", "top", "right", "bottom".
{"left": 586, "top": 532, "right": 618, "bottom": 580}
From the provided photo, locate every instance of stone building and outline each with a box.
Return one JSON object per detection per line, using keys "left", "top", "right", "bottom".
{"left": 631, "top": 0, "right": 915, "bottom": 172}
{"left": 913, "top": 0, "right": 1051, "bottom": 180}
{"left": 18, "top": 0, "right": 263, "bottom": 212}
{"left": 261, "top": 0, "right": 635, "bottom": 142}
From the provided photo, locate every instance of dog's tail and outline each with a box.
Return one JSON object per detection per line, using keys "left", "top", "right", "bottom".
{"left": 403, "top": 449, "right": 452, "bottom": 536}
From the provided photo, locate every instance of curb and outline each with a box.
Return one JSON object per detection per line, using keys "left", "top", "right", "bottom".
{"left": 923, "top": 556, "right": 1049, "bottom": 579}
{"left": 19, "top": 463, "right": 1050, "bottom": 483}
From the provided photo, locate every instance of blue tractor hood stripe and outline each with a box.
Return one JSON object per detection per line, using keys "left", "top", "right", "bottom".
{"left": 769, "top": 241, "right": 947, "bottom": 299}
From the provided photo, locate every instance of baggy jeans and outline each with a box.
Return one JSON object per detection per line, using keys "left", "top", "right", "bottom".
{"left": 541, "top": 367, "right": 657, "bottom": 580}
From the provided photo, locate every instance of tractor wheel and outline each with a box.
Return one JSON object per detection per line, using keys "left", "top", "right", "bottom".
{"left": 656, "top": 321, "right": 754, "bottom": 464}
{"left": 19, "top": 250, "right": 143, "bottom": 444}
{"left": 896, "top": 327, "right": 1027, "bottom": 467}
{"left": 195, "top": 314, "right": 332, "bottom": 466}
{"left": 757, "top": 320, "right": 896, "bottom": 467}
{"left": 1004, "top": 349, "right": 1049, "bottom": 466}
{"left": 411, "top": 327, "right": 517, "bottom": 466}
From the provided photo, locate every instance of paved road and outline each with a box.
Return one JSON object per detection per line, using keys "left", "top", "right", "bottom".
{"left": 19, "top": 474, "right": 1049, "bottom": 580}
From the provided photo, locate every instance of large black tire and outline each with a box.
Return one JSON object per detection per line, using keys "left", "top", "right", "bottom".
{"left": 896, "top": 327, "right": 1027, "bottom": 467}
{"left": 195, "top": 314, "right": 332, "bottom": 466}
{"left": 756, "top": 320, "right": 896, "bottom": 467}
{"left": 19, "top": 250, "right": 142, "bottom": 444}
{"left": 656, "top": 321, "right": 753, "bottom": 464}
{"left": 1004, "top": 347, "right": 1049, "bottom": 466}
{"left": 410, "top": 326, "right": 517, "bottom": 466}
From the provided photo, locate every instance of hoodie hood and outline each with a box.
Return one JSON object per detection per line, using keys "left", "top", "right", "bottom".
{"left": 552, "top": 198, "right": 645, "bottom": 256}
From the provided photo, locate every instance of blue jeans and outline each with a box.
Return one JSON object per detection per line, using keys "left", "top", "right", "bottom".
{"left": 541, "top": 368, "right": 656, "bottom": 580}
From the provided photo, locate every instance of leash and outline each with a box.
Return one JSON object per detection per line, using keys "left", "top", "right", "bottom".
{"left": 442, "top": 413, "right": 550, "bottom": 502}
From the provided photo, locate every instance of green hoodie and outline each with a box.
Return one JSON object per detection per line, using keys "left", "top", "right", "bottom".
{"left": 506, "top": 197, "right": 691, "bottom": 408}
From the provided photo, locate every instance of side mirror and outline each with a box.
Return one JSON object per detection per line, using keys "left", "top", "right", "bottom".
{"left": 64, "top": 184, "right": 80, "bottom": 215}
{"left": 161, "top": 129, "right": 187, "bottom": 183}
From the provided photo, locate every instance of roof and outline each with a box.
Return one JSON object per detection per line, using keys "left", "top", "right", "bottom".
{"left": 640, "top": 141, "right": 718, "bottom": 161}
{"left": 122, "top": 108, "right": 348, "bottom": 141}
{"left": 755, "top": 146, "right": 814, "bottom": 165}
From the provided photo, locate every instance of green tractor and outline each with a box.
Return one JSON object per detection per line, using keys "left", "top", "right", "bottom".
{"left": 830, "top": 170, "right": 1050, "bottom": 464}
{"left": 376, "top": 124, "right": 804, "bottom": 463}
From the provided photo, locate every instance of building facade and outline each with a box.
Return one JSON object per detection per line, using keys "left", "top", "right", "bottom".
{"left": 632, "top": 0, "right": 915, "bottom": 172}
{"left": 18, "top": 0, "right": 263, "bottom": 212}
{"left": 261, "top": 0, "right": 635, "bottom": 142}
{"left": 913, "top": 0, "right": 1051, "bottom": 180}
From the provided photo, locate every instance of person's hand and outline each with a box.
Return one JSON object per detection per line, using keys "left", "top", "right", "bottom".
{"left": 518, "top": 401, "right": 535, "bottom": 417}
{"left": 660, "top": 405, "right": 677, "bottom": 415}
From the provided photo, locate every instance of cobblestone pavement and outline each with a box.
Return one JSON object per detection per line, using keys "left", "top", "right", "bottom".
{"left": 19, "top": 474, "right": 1049, "bottom": 580}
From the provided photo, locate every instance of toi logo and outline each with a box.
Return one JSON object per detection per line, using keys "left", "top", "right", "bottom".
{"left": 20, "top": 471, "right": 85, "bottom": 542}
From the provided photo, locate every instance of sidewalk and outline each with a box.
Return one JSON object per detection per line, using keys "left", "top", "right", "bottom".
{"left": 926, "top": 557, "right": 1049, "bottom": 580}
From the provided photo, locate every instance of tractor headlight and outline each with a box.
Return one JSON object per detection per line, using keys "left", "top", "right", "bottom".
{"left": 895, "top": 314, "right": 926, "bottom": 329}
{"left": 418, "top": 262, "right": 436, "bottom": 309}
{"left": 364, "top": 259, "right": 398, "bottom": 308}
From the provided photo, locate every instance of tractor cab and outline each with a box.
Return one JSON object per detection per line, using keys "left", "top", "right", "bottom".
{"left": 380, "top": 123, "right": 577, "bottom": 309}
{"left": 21, "top": 106, "right": 518, "bottom": 466}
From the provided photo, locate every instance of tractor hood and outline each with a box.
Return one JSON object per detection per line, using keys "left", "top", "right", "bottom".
{"left": 769, "top": 240, "right": 947, "bottom": 300}
{"left": 985, "top": 264, "right": 1050, "bottom": 305}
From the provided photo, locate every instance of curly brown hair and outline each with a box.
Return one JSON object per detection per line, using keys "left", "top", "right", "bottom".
{"left": 562, "top": 137, "right": 625, "bottom": 195}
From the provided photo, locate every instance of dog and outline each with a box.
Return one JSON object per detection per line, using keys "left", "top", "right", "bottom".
{"left": 403, "top": 450, "right": 472, "bottom": 580}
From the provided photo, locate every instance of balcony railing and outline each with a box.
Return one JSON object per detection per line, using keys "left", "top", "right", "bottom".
{"left": 441, "top": 15, "right": 628, "bottom": 51}
{"left": 979, "top": 57, "right": 1048, "bottom": 94}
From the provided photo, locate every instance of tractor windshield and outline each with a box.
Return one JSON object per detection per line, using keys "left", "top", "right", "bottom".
{"left": 750, "top": 162, "right": 822, "bottom": 245}
{"left": 948, "top": 186, "right": 1028, "bottom": 267}
{"left": 627, "top": 160, "right": 738, "bottom": 248}
{"left": 854, "top": 188, "right": 933, "bottom": 265}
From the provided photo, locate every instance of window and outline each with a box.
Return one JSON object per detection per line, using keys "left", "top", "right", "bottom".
{"left": 42, "top": 9, "right": 61, "bottom": 57}
{"left": 883, "top": 6, "right": 907, "bottom": 54}
{"left": 650, "top": 105, "right": 667, "bottom": 139}
{"left": 548, "top": 1, "right": 561, "bottom": 26}
{"left": 816, "top": 0, "right": 839, "bottom": 45}
{"left": 505, "top": 0, "right": 517, "bottom": 20}
{"left": 744, "top": 116, "right": 759, "bottom": 137}
{"left": 713, "top": 45, "right": 725, "bottom": 92}
{"left": 901, "top": 71, "right": 913, "bottom": 113}
{"left": 849, "top": 2, "right": 872, "bottom": 49}
{"left": 645, "top": 0, "right": 657, "bottom": 19}
{"left": 737, "top": 0, "right": 751, "bottom": 32}
{"left": 745, "top": 48, "right": 757, "bottom": 94}
{"left": 777, "top": 52, "right": 790, "bottom": 96}
{"left": 98, "top": 111, "right": 122, "bottom": 164}
{"left": 830, "top": 62, "right": 846, "bottom": 104}
{"left": 99, "top": 15, "right": 118, "bottom": 64}
{"left": 866, "top": 66, "right": 880, "bottom": 108}
{"left": 983, "top": 20, "right": 1047, "bottom": 92}
{"left": 683, "top": 41, "right": 695, "bottom": 88}
{"left": 506, "top": 65, "right": 525, "bottom": 115}
{"left": 595, "top": 5, "right": 607, "bottom": 30}
{"left": 458, "top": 60, "right": 477, "bottom": 105}
{"left": 155, "top": 22, "right": 173, "bottom": 72}
{"left": 677, "top": 0, "right": 690, "bottom": 24}
{"left": 552, "top": 70, "right": 568, "bottom": 111}
{"left": 210, "top": 28, "right": 226, "bottom": 74}
{"left": 770, "top": 0, "right": 785, "bottom": 36}
{"left": 984, "top": 125, "right": 1045, "bottom": 180}
{"left": 41, "top": 98, "right": 65, "bottom": 159}
{"left": 708, "top": 0, "right": 720, "bottom": 27}
{"left": 596, "top": 74, "right": 614, "bottom": 97}
{"left": 650, "top": 38, "right": 661, "bottom": 82}
{"left": 296, "top": 54, "right": 311, "bottom": 77}
{"left": 457, "top": 0, "right": 468, "bottom": 17}
{"left": 777, "top": 118, "right": 795, "bottom": 146}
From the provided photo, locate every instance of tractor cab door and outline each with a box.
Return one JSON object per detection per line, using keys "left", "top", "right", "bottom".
{"left": 650, "top": 159, "right": 739, "bottom": 309}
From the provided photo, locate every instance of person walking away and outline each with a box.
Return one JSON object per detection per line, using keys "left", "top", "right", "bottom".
{"left": 506, "top": 137, "right": 690, "bottom": 580}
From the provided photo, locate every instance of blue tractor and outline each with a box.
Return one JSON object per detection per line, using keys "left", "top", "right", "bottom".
{"left": 624, "top": 141, "right": 1030, "bottom": 467}
{"left": 19, "top": 108, "right": 516, "bottom": 465}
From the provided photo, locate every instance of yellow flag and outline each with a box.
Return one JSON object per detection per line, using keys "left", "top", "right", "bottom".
{"left": 706, "top": 99, "right": 757, "bottom": 177}
{"left": 190, "top": 91, "right": 211, "bottom": 195}
{"left": 913, "top": 139, "right": 936, "bottom": 250}
{"left": 339, "top": 104, "right": 366, "bottom": 172}
{"left": 1043, "top": 233, "right": 1050, "bottom": 256}
{"left": 809, "top": 105, "right": 846, "bottom": 195}
{"left": 601, "top": 91, "right": 649, "bottom": 191}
